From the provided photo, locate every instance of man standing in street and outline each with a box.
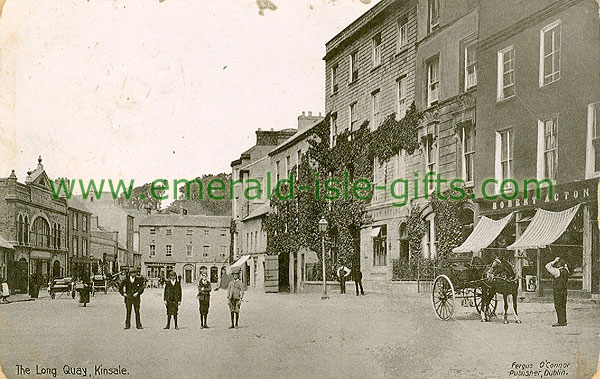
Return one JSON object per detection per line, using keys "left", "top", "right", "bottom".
{"left": 545, "top": 257, "right": 569, "bottom": 327}
{"left": 337, "top": 262, "right": 351, "bottom": 294}
{"left": 120, "top": 269, "right": 145, "bottom": 330}
{"left": 163, "top": 271, "right": 182, "bottom": 330}
{"left": 352, "top": 266, "right": 365, "bottom": 296}
{"left": 227, "top": 271, "right": 244, "bottom": 329}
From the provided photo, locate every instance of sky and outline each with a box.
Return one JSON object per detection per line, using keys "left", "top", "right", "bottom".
{"left": 0, "top": 0, "right": 381, "bottom": 195}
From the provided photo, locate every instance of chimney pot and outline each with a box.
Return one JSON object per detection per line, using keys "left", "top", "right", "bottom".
{"left": 308, "top": 111, "right": 312, "bottom": 116}
{"left": 270, "top": 128, "right": 274, "bottom": 131}
{"left": 257, "top": 128, "right": 262, "bottom": 131}
{"left": 302, "top": 111, "right": 305, "bottom": 116}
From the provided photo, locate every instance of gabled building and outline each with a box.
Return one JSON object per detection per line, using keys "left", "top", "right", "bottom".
{"left": 0, "top": 157, "right": 68, "bottom": 293}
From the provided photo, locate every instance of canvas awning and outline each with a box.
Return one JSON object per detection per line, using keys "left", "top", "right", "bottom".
{"left": 230, "top": 255, "right": 251, "bottom": 270}
{"left": 452, "top": 213, "right": 514, "bottom": 253}
{"left": 299, "top": 247, "right": 319, "bottom": 264}
{"left": 370, "top": 227, "right": 381, "bottom": 238}
{"left": 507, "top": 205, "right": 580, "bottom": 250}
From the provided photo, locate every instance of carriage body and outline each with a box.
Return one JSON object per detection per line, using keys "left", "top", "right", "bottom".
{"left": 432, "top": 254, "right": 498, "bottom": 320}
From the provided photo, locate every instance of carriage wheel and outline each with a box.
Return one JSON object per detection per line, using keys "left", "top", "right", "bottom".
{"left": 474, "top": 288, "right": 498, "bottom": 317}
{"left": 432, "top": 275, "right": 455, "bottom": 320}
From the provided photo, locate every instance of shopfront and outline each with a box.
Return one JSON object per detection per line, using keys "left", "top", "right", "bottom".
{"left": 476, "top": 178, "right": 599, "bottom": 296}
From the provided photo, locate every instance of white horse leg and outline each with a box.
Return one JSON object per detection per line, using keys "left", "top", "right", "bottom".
{"left": 512, "top": 294, "right": 522, "bottom": 324}
{"left": 503, "top": 294, "right": 509, "bottom": 324}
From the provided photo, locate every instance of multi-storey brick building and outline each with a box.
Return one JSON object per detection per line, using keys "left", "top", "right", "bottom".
{"left": 324, "top": 0, "right": 420, "bottom": 283}
{"left": 231, "top": 127, "right": 297, "bottom": 290}
{"left": 139, "top": 214, "right": 230, "bottom": 284}
{"left": 66, "top": 197, "right": 92, "bottom": 278}
{"left": 0, "top": 157, "right": 68, "bottom": 293}
{"left": 472, "top": 0, "right": 600, "bottom": 297}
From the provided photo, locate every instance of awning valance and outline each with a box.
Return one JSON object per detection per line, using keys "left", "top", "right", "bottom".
{"left": 370, "top": 227, "right": 381, "bottom": 238}
{"left": 230, "top": 255, "right": 251, "bottom": 270}
{"left": 452, "top": 213, "right": 514, "bottom": 253}
{"left": 507, "top": 205, "right": 580, "bottom": 250}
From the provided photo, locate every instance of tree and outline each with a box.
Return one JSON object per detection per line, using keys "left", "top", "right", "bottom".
{"left": 117, "top": 182, "right": 164, "bottom": 211}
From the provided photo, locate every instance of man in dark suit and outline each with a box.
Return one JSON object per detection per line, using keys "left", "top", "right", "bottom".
{"left": 119, "top": 269, "right": 145, "bottom": 329}
{"left": 163, "top": 271, "right": 182, "bottom": 330}
{"left": 352, "top": 266, "right": 365, "bottom": 296}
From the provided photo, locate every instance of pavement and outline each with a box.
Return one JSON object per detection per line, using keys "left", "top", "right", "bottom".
{"left": 0, "top": 285, "right": 598, "bottom": 379}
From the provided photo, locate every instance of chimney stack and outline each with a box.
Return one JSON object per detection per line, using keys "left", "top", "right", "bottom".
{"left": 297, "top": 110, "right": 324, "bottom": 132}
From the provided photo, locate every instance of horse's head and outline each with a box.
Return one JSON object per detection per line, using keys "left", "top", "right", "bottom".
{"left": 487, "top": 257, "right": 515, "bottom": 279}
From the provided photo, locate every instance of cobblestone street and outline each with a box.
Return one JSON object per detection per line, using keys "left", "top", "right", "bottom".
{"left": 0, "top": 285, "right": 598, "bottom": 379}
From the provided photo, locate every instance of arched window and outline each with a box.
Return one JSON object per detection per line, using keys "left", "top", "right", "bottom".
{"left": 57, "top": 224, "right": 61, "bottom": 249}
{"left": 17, "top": 215, "right": 23, "bottom": 244}
{"left": 24, "top": 216, "right": 29, "bottom": 245}
{"left": 33, "top": 217, "right": 50, "bottom": 247}
{"left": 52, "top": 223, "right": 57, "bottom": 248}
{"left": 210, "top": 266, "right": 218, "bottom": 283}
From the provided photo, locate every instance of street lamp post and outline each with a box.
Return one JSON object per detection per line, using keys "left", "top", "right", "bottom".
{"left": 319, "top": 217, "right": 328, "bottom": 300}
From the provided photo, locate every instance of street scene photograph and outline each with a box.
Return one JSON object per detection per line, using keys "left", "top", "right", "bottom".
{"left": 0, "top": 0, "right": 599, "bottom": 378}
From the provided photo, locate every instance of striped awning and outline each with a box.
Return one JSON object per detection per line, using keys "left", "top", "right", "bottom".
{"left": 230, "top": 255, "right": 251, "bottom": 271}
{"left": 507, "top": 205, "right": 580, "bottom": 250}
{"left": 0, "top": 236, "right": 14, "bottom": 250}
{"left": 452, "top": 213, "right": 514, "bottom": 253}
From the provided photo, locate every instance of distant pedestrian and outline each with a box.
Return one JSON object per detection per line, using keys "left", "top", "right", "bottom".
{"left": 119, "top": 269, "right": 145, "bottom": 330}
{"left": 545, "top": 257, "right": 569, "bottom": 327}
{"left": 227, "top": 271, "right": 244, "bottom": 329}
{"left": 197, "top": 273, "right": 212, "bottom": 329}
{"left": 0, "top": 277, "right": 10, "bottom": 303}
{"left": 163, "top": 271, "right": 182, "bottom": 330}
{"left": 352, "top": 267, "right": 365, "bottom": 296}
{"left": 337, "top": 263, "right": 351, "bottom": 294}
{"left": 77, "top": 278, "right": 92, "bottom": 307}
{"left": 218, "top": 267, "right": 231, "bottom": 291}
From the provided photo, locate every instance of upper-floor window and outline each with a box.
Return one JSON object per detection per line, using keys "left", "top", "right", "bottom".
{"left": 82, "top": 215, "right": 87, "bottom": 232}
{"left": 186, "top": 245, "right": 193, "bottom": 257}
{"left": 286, "top": 156, "right": 291, "bottom": 177}
{"left": 166, "top": 244, "right": 172, "bottom": 257}
{"left": 424, "top": 133, "right": 437, "bottom": 192}
{"left": 330, "top": 112, "right": 338, "bottom": 147}
{"left": 586, "top": 103, "right": 600, "bottom": 178}
{"left": 371, "top": 90, "right": 381, "bottom": 129}
{"left": 396, "top": 76, "right": 407, "bottom": 120}
{"left": 495, "top": 129, "right": 514, "bottom": 193}
{"left": 72, "top": 236, "right": 78, "bottom": 256}
{"left": 17, "top": 215, "right": 23, "bottom": 244}
{"left": 203, "top": 245, "right": 210, "bottom": 257}
{"left": 349, "top": 102, "right": 358, "bottom": 132}
{"left": 497, "top": 46, "right": 515, "bottom": 100}
{"left": 186, "top": 229, "right": 193, "bottom": 236}
{"left": 33, "top": 217, "right": 50, "bottom": 248}
{"left": 537, "top": 116, "right": 558, "bottom": 182}
{"left": 428, "top": 0, "right": 439, "bottom": 32}
{"left": 331, "top": 64, "right": 339, "bottom": 94}
{"left": 82, "top": 238, "right": 88, "bottom": 256}
{"left": 220, "top": 230, "right": 227, "bottom": 237}
{"left": 24, "top": 216, "right": 29, "bottom": 245}
{"left": 150, "top": 228, "right": 156, "bottom": 235}
{"left": 372, "top": 33, "right": 382, "bottom": 67}
{"left": 465, "top": 42, "right": 477, "bottom": 90}
{"left": 461, "top": 121, "right": 475, "bottom": 184}
{"left": 149, "top": 244, "right": 156, "bottom": 257}
{"left": 397, "top": 15, "right": 409, "bottom": 51}
{"left": 426, "top": 56, "right": 439, "bottom": 107}
{"left": 204, "top": 229, "right": 209, "bottom": 237}
{"left": 73, "top": 213, "right": 79, "bottom": 230}
{"left": 166, "top": 228, "right": 172, "bottom": 236}
{"left": 276, "top": 161, "right": 281, "bottom": 182}
{"left": 540, "top": 20, "right": 561, "bottom": 86}
{"left": 349, "top": 51, "right": 359, "bottom": 82}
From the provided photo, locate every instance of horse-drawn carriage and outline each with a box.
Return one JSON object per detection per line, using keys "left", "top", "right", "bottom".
{"left": 91, "top": 275, "right": 108, "bottom": 295}
{"left": 432, "top": 253, "right": 521, "bottom": 324}
{"left": 49, "top": 277, "right": 74, "bottom": 299}
{"left": 432, "top": 254, "right": 498, "bottom": 320}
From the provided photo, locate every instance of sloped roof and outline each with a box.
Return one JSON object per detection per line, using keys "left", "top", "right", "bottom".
{"left": 242, "top": 203, "right": 270, "bottom": 221}
{"left": 67, "top": 197, "right": 92, "bottom": 214}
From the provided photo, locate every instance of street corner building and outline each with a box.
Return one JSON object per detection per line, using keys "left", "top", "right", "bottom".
{"left": 0, "top": 157, "right": 69, "bottom": 294}
{"left": 138, "top": 213, "right": 231, "bottom": 286}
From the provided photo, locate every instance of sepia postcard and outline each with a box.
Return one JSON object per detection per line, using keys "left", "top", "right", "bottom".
{"left": 0, "top": 0, "right": 599, "bottom": 378}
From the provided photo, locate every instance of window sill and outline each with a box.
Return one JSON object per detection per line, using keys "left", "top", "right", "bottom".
{"left": 539, "top": 77, "right": 560, "bottom": 88}
{"left": 370, "top": 64, "right": 382, "bottom": 73}
{"left": 464, "top": 181, "right": 475, "bottom": 189}
{"left": 464, "top": 85, "right": 477, "bottom": 93}
{"left": 329, "top": 91, "right": 338, "bottom": 97}
{"left": 348, "top": 79, "right": 359, "bottom": 87}
{"left": 496, "top": 95, "right": 515, "bottom": 103}
{"left": 395, "top": 45, "right": 412, "bottom": 57}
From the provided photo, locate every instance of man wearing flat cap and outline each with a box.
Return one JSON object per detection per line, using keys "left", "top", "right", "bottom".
{"left": 119, "top": 269, "right": 145, "bottom": 329}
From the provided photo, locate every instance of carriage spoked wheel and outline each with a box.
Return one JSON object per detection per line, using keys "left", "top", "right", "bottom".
{"left": 474, "top": 287, "right": 498, "bottom": 318}
{"left": 432, "top": 275, "right": 455, "bottom": 320}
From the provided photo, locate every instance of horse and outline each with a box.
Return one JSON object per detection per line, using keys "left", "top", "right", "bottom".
{"left": 479, "top": 257, "right": 521, "bottom": 324}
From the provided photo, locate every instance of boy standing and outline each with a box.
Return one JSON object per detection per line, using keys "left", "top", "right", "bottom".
{"left": 227, "top": 271, "right": 244, "bottom": 329}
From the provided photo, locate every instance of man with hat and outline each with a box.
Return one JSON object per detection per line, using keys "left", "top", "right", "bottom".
{"left": 164, "top": 271, "right": 182, "bottom": 329}
{"left": 545, "top": 256, "right": 570, "bottom": 327}
{"left": 226, "top": 270, "right": 245, "bottom": 329}
{"left": 119, "top": 269, "right": 145, "bottom": 329}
